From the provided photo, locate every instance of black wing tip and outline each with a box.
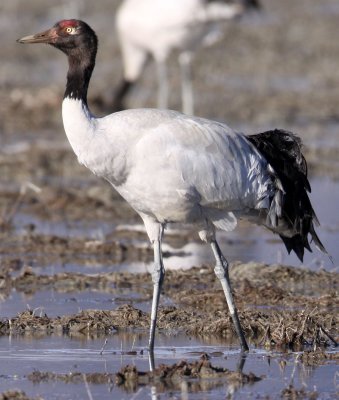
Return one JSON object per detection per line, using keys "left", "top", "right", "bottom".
{"left": 248, "top": 129, "right": 330, "bottom": 264}
{"left": 309, "top": 225, "right": 334, "bottom": 265}
{"left": 280, "top": 224, "right": 331, "bottom": 264}
{"left": 280, "top": 235, "right": 305, "bottom": 262}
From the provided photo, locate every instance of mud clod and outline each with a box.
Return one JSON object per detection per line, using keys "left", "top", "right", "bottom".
{"left": 299, "top": 349, "right": 339, "bottom": 366}
{"left": 0, "top": 391, "right": 42, "bottom": 400}
{"left": 27, "top": 370, "right": 115, "bottom": 385}
{"left": 115, "top": 354, "right": 261, "bottom": 392}
{"left": 25, "top": 356, "right": 261, "bottom": 394}
{"left": 281, "top": 384, "right": 318, "bottom": 400}
{"left": 0, "top": 305, "right": 152, "bottom": 336}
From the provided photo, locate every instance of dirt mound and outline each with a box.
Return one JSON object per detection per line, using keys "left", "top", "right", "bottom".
{"left": 0, "top": 391, "right": 42, "bottom": 400}
{"left": 25, "top": 354, "right": 260, "bottom": 393}
{"left": 0, "top": 302, "right": 336, "bottom": 350}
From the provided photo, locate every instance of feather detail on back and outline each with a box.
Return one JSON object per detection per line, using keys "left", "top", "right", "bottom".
{"left": 247, "top": 129, "right": 327, "bottom": 261}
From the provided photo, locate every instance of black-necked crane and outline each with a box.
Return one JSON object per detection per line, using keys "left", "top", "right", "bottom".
{"left": 114, "top": 0, "right": 260, "bottom": 114}
{"left": 18, "top": 20, "right": 326, "bottom": 367}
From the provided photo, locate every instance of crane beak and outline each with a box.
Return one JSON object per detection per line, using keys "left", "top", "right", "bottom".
{"left": 17, "top": 27, "right": 57, "bottom": 44}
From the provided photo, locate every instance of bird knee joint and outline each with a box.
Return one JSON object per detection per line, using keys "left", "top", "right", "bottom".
{"left": 214, "top": 263, "right": 228, "bottom": 281}
{"left": 151, "top": 264, "right": 164, "bottom": 285}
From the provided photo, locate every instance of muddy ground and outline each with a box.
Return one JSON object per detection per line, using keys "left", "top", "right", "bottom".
{"left": 0, "top": 0, "right": 339, "bottom": 399}
{"left": 0, "top": 260, "right": 337, "bottom": 348}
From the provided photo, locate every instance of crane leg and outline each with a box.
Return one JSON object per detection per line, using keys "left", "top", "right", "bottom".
{"left": 156, "top": 60, "right": 169, "bottom": 109}
{"left": 179, "top": 52, "right": 193, "bottom": 115}
{"left": 112, "top": 78, "right": 133, "bottom": 112}
{"left": 141, "top": 216, "right": 165, "bottom": 370}
{"left": 210, "top": 240, "right": 249, "bottom": 351}
{"left": 149, "top": 238, "right": 164, "bottom": 351}
{"left": 148, "top": 238, "right": 164, "bottom": 370}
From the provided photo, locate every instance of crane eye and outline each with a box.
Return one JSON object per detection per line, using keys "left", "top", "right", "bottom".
{"left": 65, "top": 26, "right": 76, "bottom": 34}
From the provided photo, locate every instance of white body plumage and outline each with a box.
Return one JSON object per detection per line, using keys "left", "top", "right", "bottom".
{"left": 63, "top": 98, "right": 273, "bottom": 238}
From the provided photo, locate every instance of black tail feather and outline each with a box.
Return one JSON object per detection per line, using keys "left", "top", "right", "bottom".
{"left": 247, "top": 129, "right": 327, "bottom": 262}
{"left": 279, "top": 235, "right": 305, "bottom": 262}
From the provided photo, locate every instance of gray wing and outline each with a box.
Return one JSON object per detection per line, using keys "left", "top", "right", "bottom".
{"left": 111, "top": 111, "right": 273, "bottom": 228}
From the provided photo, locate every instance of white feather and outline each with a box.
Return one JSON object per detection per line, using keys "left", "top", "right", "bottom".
{"left": 62, "top": 98, "right": 274, "bottom": 234}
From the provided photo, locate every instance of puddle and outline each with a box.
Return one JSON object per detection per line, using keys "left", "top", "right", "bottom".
{"left": 0, "top": 289, "right": 151, "bottom": 320}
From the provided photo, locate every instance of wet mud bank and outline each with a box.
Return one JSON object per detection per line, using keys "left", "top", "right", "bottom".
{"left": 0, "top": 263, "right": 337, "bottom": 351}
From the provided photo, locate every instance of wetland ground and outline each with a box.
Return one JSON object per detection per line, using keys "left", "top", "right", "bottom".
{"left": 0, "top": 0, "right": 338, "bottom": 398}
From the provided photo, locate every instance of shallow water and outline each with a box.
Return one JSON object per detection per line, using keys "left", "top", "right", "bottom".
{"left": 0, "top": 334, "right": 337, "bottom": 399}
{"left": 0, "top": 288, "right": 153, "bottom": 320}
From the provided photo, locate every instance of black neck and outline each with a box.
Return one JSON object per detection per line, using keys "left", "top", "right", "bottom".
{"left": 58, "top": 26, "right": 97, "bottom": 105}
{"left": 64, "top": 52, "right": 96, "bottom": 105}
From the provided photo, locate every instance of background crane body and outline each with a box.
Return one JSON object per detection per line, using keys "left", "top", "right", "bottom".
{"left": 114, "top": 0, "right": 259, "bottom": 113}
